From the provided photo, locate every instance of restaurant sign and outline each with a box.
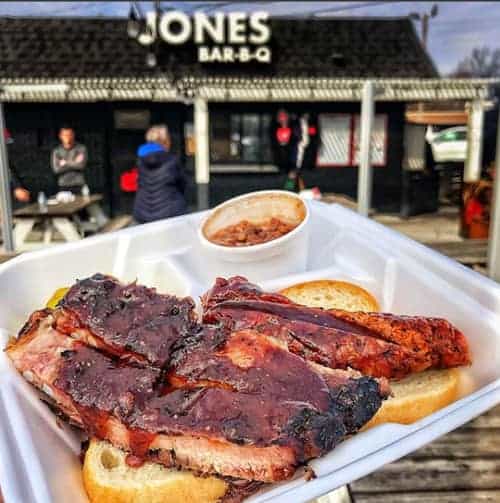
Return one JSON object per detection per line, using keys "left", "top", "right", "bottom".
{"left": 138, "top": 11, "right": 272, "bottom": 63}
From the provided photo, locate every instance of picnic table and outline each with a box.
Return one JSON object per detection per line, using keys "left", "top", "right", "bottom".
{"left": 13, "top": 194, "right": 107, "bottom": 251}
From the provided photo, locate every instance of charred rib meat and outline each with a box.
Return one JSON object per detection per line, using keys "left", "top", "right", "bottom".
{"left": 7, "top": 304, "right": 387, "bottom": 482}
{"left": 54, "top": 273, "right": 197, "bottom": 367}
{"left": 202, "top": 277, "right": 471, "bottom": 379}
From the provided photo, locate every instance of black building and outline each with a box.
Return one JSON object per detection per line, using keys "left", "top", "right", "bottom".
{"left": 0, "top": 16, "right": 492, "bottom": 215}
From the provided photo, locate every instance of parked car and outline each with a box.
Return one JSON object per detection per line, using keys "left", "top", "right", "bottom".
{"left": 425, "top": 125, "right": 467, "bottom": 163}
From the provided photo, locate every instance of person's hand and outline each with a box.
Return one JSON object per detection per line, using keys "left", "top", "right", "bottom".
{"left": 75, "top": 154, "right": 84, "bottom": 163}
{"left": 59, "top": 159, "right": 66, "bottom": 167}
{"left": 14, "top": 187, "right": 30, "bottom": 203}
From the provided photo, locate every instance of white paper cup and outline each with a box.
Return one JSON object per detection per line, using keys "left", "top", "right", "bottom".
{"left": 198, "top": 190, "right": 309, "bottom": 281}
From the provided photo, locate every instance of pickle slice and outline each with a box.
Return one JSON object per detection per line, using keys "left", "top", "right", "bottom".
{"left": 46, "top": 287, "right": 69, "bottom": 309}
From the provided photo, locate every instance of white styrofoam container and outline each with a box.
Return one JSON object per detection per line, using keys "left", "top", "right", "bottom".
{"left": 0, "top": 200, "right": 499, "bottom": 503}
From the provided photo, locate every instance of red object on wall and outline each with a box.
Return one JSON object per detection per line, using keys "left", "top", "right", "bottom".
{"left": 120, "top": 167, "right": 138, "bottom": 192}
{"left": 276, "top": 127, "right": 292, "bottom": 145}
{"left": 308, "top": 126, "right": 317, "bottom": 136}
{"left": 3, "top": 128, "right": 13, "bottom": 144}
{"left": 464, "top": 198, "right": 484, "bottom": 226}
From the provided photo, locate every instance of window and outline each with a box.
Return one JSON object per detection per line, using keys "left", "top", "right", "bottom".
{"left": 318, "top": 113, "right": 388, "bottom": 167}
{"left": 317, "top": 114, "right": 351, "bottom": 166}
{"left": 210, "top": 112, "right": 273, "bottom": 165}
{"left": 352, "top": 115, "right": 388, "bottom": 166}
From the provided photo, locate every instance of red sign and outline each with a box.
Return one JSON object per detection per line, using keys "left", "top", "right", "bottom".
{"left": 276, "top": 126, "right": 291, "bottom": 145}
{"left": 120, "top": 167, "right": 138, "bottom": 192}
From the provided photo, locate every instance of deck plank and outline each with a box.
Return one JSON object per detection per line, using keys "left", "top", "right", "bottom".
{"left": 350, "top": 458, "right": 500, "bottom": 493}
{"left": 353, "top": 490, "right": 500, "bottom": 502}
{"left": 408, "top": 428, "right": 500, "bottom": 459}
{"left": 350, "top": 404, "right": 500, "bottom": 501}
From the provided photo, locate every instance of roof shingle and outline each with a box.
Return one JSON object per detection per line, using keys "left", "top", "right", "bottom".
{"left": 0, "top": 16, "right": 438, "bottom": 80}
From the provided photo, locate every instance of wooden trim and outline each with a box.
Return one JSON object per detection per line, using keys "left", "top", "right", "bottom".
{"left": 406, "top": 110, "right": 468, "bottom": 125}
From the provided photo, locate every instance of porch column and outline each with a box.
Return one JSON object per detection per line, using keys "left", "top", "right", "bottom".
{"left": 464, "top": 100, "right": 485, "bottom": 183}
{"left": 488, "top": 106, "right": 500, "bottom": 280}
{"left": 194, "top": 96, "right": 210, "bottom": 210}
{"left": 0, "top": 103, "right": 14, "bottom": 252}
{"left": 357, "top": 81, "right": 375, "bottom": 217}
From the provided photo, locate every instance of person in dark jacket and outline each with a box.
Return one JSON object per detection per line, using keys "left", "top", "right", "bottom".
{"left": 133, "top": 125, "right": 187, "bottom": 223}
{"left": 4, "top": 128, "right": 30, "bottom": 204}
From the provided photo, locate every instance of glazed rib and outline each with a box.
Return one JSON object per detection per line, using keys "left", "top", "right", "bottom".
{"left": 7, "top": 309, "right": 387, "bottom": 483}
{"left": 202, "top": 277, "right": 471, "bottom": 379}
{"left": 54, "top": 273, "right": 197, "bottom": 367}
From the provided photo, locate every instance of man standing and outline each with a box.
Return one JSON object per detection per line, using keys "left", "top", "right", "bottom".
{"left": 51, "top": 126, "right": 87, "bottom": 193}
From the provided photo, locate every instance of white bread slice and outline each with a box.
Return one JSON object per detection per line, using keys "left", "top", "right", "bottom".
{"left": 364, "top": 368, "right": 459, "bottom": 428}
{"left": 279, "top": 280, "right": 379, "bottom": 312}
{"left": 83, "top": 440, "right": 228, "bottom": 503}
{"left": 279, "top": 279, "right": 460, "bottom": 426}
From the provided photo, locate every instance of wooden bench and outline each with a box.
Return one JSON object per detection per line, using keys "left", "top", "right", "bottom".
{"left": 99, "top": 215, "right": 133, "bottom": 234}
{"left": 0, "top": 252, "right": 18, "bottom": 264}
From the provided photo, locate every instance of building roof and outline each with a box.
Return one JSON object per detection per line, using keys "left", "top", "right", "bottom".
{"left": 0, "top": 16, "right": 437, "bottom": 80}
{"left": 0, "top": 16, "right": 496, "bottom": 103}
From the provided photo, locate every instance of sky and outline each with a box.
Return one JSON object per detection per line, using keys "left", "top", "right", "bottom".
{"left": 0, "top": 1, "right": 498, "bottom": 75}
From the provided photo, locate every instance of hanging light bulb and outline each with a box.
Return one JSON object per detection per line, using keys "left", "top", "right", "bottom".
{"left": 146, "top": 52, "right": 157, "bottom": 68}
{"left": 127, "top": 5, "right": 140, "bottom": 39}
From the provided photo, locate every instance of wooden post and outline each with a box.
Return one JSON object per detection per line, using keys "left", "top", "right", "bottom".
{"left": 488, "top": 105, "right": 500, "bottom": 280}
{"left": 0, "top": 102, "right": 14, "bottom": 252}
{"left": 464, "top": 100, "right": 484, "bottom": 183}
{"left": 194, "top": 96, "right": 210, "bottom": 210}
{"left": 357, "top": 81, "right": 375, "bottom": 217}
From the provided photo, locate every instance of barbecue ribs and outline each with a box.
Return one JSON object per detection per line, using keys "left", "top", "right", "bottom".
{"left": 202, "top": 276, "right": 471, "bottom": 379}
{"left": 7, "top": 276, "right": 388, "bottom": 483}
{"left": 54, "top": 273, "right": 198, "bottom": 367}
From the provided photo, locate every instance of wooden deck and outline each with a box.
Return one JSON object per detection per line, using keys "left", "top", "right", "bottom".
{"left": 348, "top": 405, "right": 500, "bottom": 503}
{"left": 426, "top": 239, "right": 488, "bottom": 267}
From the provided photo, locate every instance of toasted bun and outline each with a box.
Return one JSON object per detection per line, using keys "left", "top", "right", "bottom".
{"left": 280, "top": 280, "right": 460, "bottom": 426}
{"left": 279, "top": 280, "right": 379, "bottom": 312}
{"left": 83, "top": 440, "right": 228, "bottom": 503}
{"left": 365, "top": 368, "right": 460, "bottom": 428}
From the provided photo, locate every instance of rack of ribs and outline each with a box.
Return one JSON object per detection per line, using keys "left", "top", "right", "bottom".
{"left": 7, "top": 275, "right": 388, "bottom": 485}
{"left": 52, "top": 273, "right": 198, "bottom": 367}
{"left": 202, "top": 276, "right": 471, "bottom": 379}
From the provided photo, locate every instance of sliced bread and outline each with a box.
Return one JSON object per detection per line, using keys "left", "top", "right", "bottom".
{"left": 83, "top": 440, "right": 228, "bottom": 503}
{"left": 279, "top": 280, "right": 379, "bottom": 312}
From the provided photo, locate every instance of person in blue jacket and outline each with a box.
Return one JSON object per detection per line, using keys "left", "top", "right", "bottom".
{"left": 133, "top": 124, "right": 187, "bottom": 223}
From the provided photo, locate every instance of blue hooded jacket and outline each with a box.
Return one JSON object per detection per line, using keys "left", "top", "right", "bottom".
{"left": 133, "top": 142, "right": 187, "bottom": 223}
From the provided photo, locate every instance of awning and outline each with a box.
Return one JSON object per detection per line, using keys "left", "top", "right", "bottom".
{"left": 0, "top": 77, "right": 497, "bottom": 103}
{"left": 186, "top": 78, "right": 498, "bottom": 102}
{"left": 0, "top": 77, "right": 179, "bottom": 102}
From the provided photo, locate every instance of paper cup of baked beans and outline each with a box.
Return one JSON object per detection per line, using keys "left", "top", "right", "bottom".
{"left": 199, "top": 190, "right": 309, "bottom": 280}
